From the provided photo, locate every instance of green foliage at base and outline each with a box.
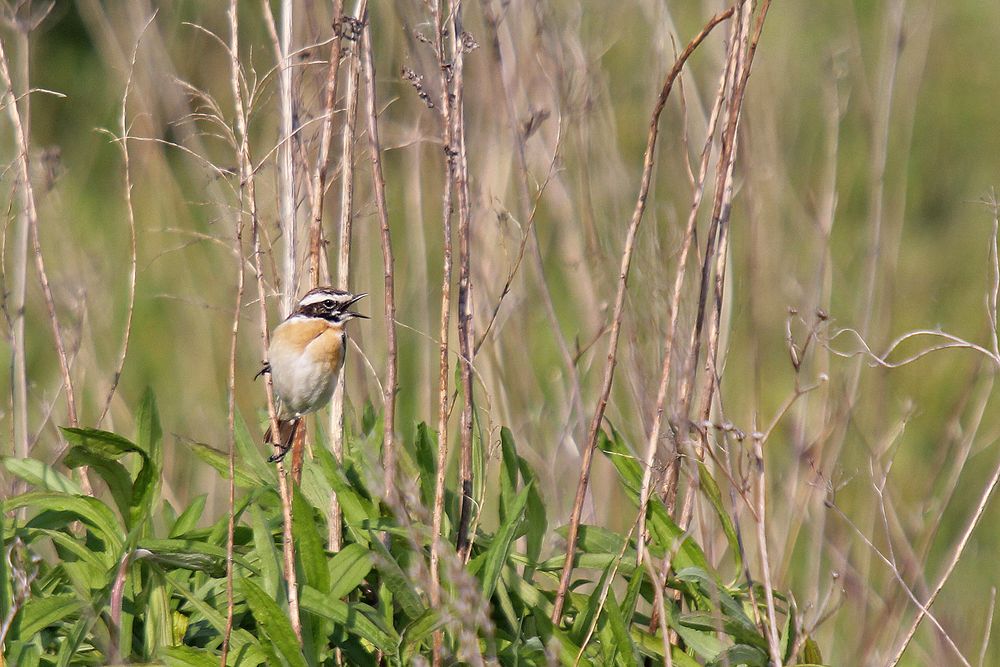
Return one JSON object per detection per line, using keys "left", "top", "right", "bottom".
{"left": 1, "top": 392, "right": 824, "bottom": 665}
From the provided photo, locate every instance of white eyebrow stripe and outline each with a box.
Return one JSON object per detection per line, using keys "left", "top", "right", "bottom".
{"left": 298, "top": 291, "right": 352, "bottom": 307}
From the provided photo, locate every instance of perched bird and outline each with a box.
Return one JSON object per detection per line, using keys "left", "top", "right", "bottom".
{"left": 258, "top": 287, "right": 367, "bottom": 462}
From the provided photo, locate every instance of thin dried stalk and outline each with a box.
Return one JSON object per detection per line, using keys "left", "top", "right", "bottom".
{"left": 0, "top": 32, "right": 77, "bottom": 429}
{"left": 306, "top": 0, "right": 345, "bottom": 286}
{"left": 360, "top": 12, "right": 398, "bottom": 505}
{"left": 97, "top": 16, "right": 149, "bottom": 427}
{"left": 328, "top": 0, "right": 365, "bottom": 552}
{"left": 259, "top": 0, "right": 303, "bottom": 642}
{"left": 6, "top": 27, "right": 29, "bottom": 471}
{"left": 261, "top": 0, "right": 299, "bottom": 314}
{"left": 550, "top": 6, "right": 735, "bottom": 623}
{"left": 429, "top": 0, "right": 457, "bottom": 658}
{"left": 752, "top": 434, "right": 782, "bottom": 665}
{"left": 636, "top": 27, "right": 731, "bottom": 566}
{"left": 448, "top": 0, "right": 477, "bottom": 564}
{"left": 223, "top": 2, "right": 248, "bottom": 659}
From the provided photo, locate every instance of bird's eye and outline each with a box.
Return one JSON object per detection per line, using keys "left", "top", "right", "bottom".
{"left": 324, "top": 299, "right": 335, "bottom": 308}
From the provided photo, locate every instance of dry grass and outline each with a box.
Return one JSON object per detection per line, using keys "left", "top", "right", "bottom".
{"left": 4, "top": 1, "right": 1000, "bottom": 664}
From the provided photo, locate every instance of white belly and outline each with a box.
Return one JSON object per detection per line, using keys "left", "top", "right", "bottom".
{"left": 269, "top": 325, "right": 344, "bottom": 419}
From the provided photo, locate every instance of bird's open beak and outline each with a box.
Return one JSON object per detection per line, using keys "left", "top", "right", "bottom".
{"left": 342, "top": 293, "right": 368, "bottom": 319}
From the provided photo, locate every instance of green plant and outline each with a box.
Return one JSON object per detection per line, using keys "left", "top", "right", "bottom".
{"left": 0, "top": 392, "right": 822, "bottom": 665}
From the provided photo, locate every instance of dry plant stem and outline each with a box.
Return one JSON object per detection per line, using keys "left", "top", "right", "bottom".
{"left": 97, "top": 17, "right": 149, "bottom": 428}
{"left": 261, "top": 0, "right": 298, "bottom": 314}
{"left": 306, "top": 0, "right": 345, "bottom": 286}
{"left": 751, "top": 436, "right": 782, "bottom": 666}
{"left": 328, "top": 0, "right": 365, "bottom": 552}
{"left": 978, "top": 588, "right": 997, "bottom": 667}
{"left": 886, "top": 429, "right": 1000, "bottom": 665}
{"left": 361, "top": 15, "right": 398, "bottom": 506}
{"left": 447, "top": 0, "right": 477, "bottom": 563}
{"left": 0, "top": 36, "right": 77, "bottom": 429}
{"left": 245, "top": 15, "right": 302, "bottom": 644}
{"left": 6, "top": 25, "right": 30, "bottom": 478}
{"left": 636, "top": 35, "right": 731, "bottom": 566}
{"left": 221, "top": 3, "right": 246, "bottom": 661}
{"left": 429, "top": 0, "right": 457, "bottom": 659}
{"left": 550, "top": 6, "right": 735, "bottom": 624}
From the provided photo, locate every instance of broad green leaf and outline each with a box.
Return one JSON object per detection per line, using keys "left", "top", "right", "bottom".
{"left": 137, "top": 538, "right": 252, "bottom": 577}
{"left": 518, "top": 454, "right": 546, "bottom": 582}
{"left": 370, "top": 535, "right": 424, "bottom": 620}
{"left": 4, "top": 492, "right": 123, "bottom": 553}
{"left": 2, "top": 457, "right": 83, "bottom": 495}
{"left": 328, "top": 543, "right": 373, "bottom": 599}
{"left": 414, "top": 423, "right": 437, "bottom": 508}
{"left": 292, "top": 487, "right": 329, "bottom": 593}
{"left": 169, "top": 495, "right": 207, "bottom": 537}
{"left": 144, "top": 569, "right": 173, "bottom": 657}
{"left": 597, "top": 430, "right": 713, "bottom": 576}
{"left": 133, "top": 388, "right": 163, "bottom": 526}
{"left": 161, "top": 570, "right": 266, "bottom": 664}
{"left": 706, "top": 644, "right": 769, "bottom": 667}
{"left": 15, "top": 594, "right": 83, "bottom": 639}
{"left": 63, "top": 446, "right": 133, "bottom": 519}
{"left": 241, "top": 577, "right": 308, "bottom": 667}
{"left": 604, "top": 589, "right": 639, "bottom": 667}
{"left": 250, "top": 505, "right": 282, "bottom": 599}
{"left": 499, "top": 427, "right": 519, "bottom": 524}
{"left": 300, "top": 586, "right": 398, "bottom": 653}
{"left": 235, "top": 411, "right": 277, "bottom": 485}
{"left": 184, "top": 441, "right": 260, "bottom": 488}
{"left": 479, "top": 484, "right": 531, "bottom": 601}
{"left": 162, "top": 646, "right": 220, "bottom": 667}
{"left": 697, "top": 462, "right": 742, "bottom": 574}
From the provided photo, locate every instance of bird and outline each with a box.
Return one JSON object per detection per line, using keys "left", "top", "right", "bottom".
{"left": 257, "top": 286, "right": 367, "bottom": 462}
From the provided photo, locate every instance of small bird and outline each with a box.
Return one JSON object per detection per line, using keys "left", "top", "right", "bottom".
{"left": 258, "top": 287, "right": 367, "bottom": 462}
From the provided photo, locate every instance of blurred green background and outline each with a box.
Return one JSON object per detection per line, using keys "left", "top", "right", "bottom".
{"left": 4, "top": 1, "right": 1000, "bottom": 663}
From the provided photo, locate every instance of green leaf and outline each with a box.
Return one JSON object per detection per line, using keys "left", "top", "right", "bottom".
{"left": 706, "top": 644, "right": 769, "bottom": 667}
{"left": 604, "top": 590, "right": 639, "bottom": 667}
{"left": 2, "top": 457, "right": 83, "bottom": 495}
{"left": 300, "top": 586, "right": 398, "bottom": 653}
{"left": 802, "top": 637, "right": 823, "bottom": 664}
{"left": 413, "top": 423, "right": 437, "bottom": 509}
{"left": 62, "top": 446, "right": 133, "bottom": 519}
{"left": 184, "top": 441, "right": 260, "bottom": 488}
{"left": 696, "top": 462, "right": 742, "bottom": 574}
{"left": 162, "top": 646, "right": 221, "bottom": 667}
{"left": 292, "top": 487, "right": 329, "bottom": 593}
{"left": 4, "top": 492, "right": 123, "bottom": 553}
{"left": 371, "top": 535, "right": 424, "bottom": 620}
{"left": 241, "top": 577, "right": 308, "bottom": 667}
{"left": 597, "top": 430, "right": 713, "bottom": 576}
{"left": 250, "top": 505, "right": 282, "bottom": 600}
{"left": 144, "top": 568, "right": 173, "bottom": 657}
{"left": 498, "top": 427, "right": 519, "bottom": 524}
{"left": 169, "top": 495, "right": 207, "bottom": 537}
{"left": 328, "top": 543, "right": 374, "bottom": 599}
{"left": 517, "top": 454, "right": 546, "bottom": 582}
{"left": 136, "top": 538, "right": 250, "bottom": 577}
{"left": 15, "top": 594, "right": 84, "bottom": 639}
{"left": 478, "top": 483, "right": 531, "bottom": 601}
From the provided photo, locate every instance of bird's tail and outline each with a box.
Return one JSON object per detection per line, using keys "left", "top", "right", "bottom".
{"left": 264, "top": 418, "right": 299, "bottom": 463}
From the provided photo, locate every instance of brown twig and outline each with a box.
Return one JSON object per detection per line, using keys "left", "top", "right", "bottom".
{"left": 429, "top": 0, "right": 457, "bottom": 659}
{"left": 306, "top": 0, "right": 345, "bottom": 287}
{"left": 261, "top": 0, "right": 299, "bottom": 314}
{"left": 360, "top": 11, "right": 398, "bottom": 506}
{"left": 328, "top": 0, "right": 365, "bottom": 553}
{"left": 636, "top": 20, "right": 732, "bottom": 566}
{"left": 550, "top": 5, "right": 736, "bottom": 624}
{"left": 448, "top": 0, "right": 477, "bottom": 565}
{"left": 0, "top": 30, "right": 77, "bottom": 429}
